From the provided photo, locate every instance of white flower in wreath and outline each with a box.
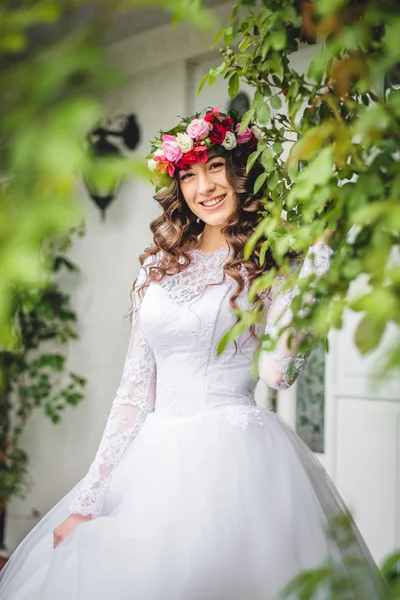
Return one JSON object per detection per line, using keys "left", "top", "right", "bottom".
{"left": 148, "top": 158, "right": 158, "bottom": 171}
{"left": 251, "top": 125, "right": 263, "bottom": 139}
{"left": 176, "top": 132, "right": 194, "bottom": 153}
{"left": 148, "top": 148, "right": 166, "bottom": 172}
{"left": 221, "top": 131, "right": 237, "bottom": 150}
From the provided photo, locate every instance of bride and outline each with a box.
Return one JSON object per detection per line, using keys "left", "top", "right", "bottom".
{"left": 0, "top": 106, "right": 383, "bottom": 599}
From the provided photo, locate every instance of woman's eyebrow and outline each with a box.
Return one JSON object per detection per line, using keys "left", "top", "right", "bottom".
{"left": 179, "top": 168, "right": 192, "bottom": 178}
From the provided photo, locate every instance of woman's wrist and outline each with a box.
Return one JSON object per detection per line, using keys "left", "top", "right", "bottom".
{"left": 71, "top": 513, "right": 92, "bottom": 521}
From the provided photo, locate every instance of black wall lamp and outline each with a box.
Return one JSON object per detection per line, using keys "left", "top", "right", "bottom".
{"left": 84, "top": 114, "right": 140, "bottom": 220}
{"left": 228, "top": 91, "right": 251, "bottom": 118}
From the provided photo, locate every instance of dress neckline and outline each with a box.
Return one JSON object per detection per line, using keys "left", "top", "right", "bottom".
{"left": 190, "top": 247, "right": 230, "bottom": 257}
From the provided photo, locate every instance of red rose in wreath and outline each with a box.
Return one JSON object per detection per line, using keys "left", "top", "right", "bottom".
{"left": 176, "top": 145, "right": 208, "bottom": 168}
{"left": 209, "top": 122, "right": 232, "bottom": 144}
{"left": 221, "top": 118, "right": 234, "bottom": 128}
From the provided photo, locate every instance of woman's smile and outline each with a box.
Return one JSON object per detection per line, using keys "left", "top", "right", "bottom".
{"left": 199, "top": 194, "right": 227, "bottom": 210}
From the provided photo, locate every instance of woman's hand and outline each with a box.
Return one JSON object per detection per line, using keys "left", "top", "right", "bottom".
{"left": 53, "top": 513, "right": 92, "bottom": 548}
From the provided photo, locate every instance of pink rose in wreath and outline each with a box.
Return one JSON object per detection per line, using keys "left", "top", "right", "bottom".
{"left": 186, "top": 119, "right": 212, "bottom": 141}
{"left": 235, "top": 124, "right": 252, "bottom": 144}
{"left": 161, "top": 135, "right": 183, "bottom": 163}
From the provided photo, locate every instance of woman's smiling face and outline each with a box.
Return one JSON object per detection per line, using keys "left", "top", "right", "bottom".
{"left": 178, "top": 155, "right": 238, "bottom": 227}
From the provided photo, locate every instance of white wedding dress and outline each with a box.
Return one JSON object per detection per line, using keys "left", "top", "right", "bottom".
{"left": 0, "top": 242, "right": 383, "bottom": 600}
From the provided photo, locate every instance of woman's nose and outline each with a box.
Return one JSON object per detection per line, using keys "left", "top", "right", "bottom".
{"left": 197, "top": 171, "right": 216, "bottom": 196}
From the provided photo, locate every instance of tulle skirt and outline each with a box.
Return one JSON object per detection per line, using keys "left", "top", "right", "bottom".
{"left": 0, "top": 407, "right": 384, "bottom": 600}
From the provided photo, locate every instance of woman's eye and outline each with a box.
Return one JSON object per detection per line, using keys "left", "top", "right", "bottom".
{"left": 180, "top": 172, "right": 193, "bottom": 181}
{"left": 209, "top": 162, "right": 224, "bottom": 170}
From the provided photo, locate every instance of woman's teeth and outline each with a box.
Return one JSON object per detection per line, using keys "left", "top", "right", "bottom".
{"left": 202, "top": 195, "right": 225, "bottom": 207}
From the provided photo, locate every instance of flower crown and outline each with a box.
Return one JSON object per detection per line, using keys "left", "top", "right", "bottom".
{"left": 147, "top": 106, "right": 261, "bottom": 189}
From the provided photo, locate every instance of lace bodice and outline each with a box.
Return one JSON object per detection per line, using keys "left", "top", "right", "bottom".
{"left": 69, "top": 240, "right": 333, "bottom": 518}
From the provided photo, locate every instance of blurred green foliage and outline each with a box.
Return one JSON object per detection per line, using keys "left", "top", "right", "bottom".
{"left": 209, "top": 0, "right": 400, "bottom": 376}
{"left": 281, "top": 512, "right": 400, "bottom": 599}
{"left": 0, "top": 232, "right": 86, "bottom": 507}
{"left": 282, "top": 512, "right": 388, "bottom": 599}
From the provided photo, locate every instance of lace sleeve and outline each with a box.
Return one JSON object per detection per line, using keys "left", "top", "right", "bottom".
{"left": 258, "top": 240, "right": 333, "bottom": 391}
{"left": 69, "top": 259, "right": 156, "bottom": 518}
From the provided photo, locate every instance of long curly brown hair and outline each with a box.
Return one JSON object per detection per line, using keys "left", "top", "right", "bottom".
{"left": 132, "top": 144, "right": 278, "bottom": 344}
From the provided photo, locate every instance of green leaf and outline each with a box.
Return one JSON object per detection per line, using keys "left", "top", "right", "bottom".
{"left": 238, "top": 37, "right": 252, "bottom": 52}
{"left": 380, "top": 550, "right": 400, "bottom": 579}
{"left": 270, "top": 94, "right": 282, "bottom": 110}
{"left": 228, "top": 72, "right": 239, "bottom": 98}
{"left": 273, "top": 142, "right": 283, "bottom": 156}
{"left": 261, "top": 38, "right": 271, "bottom": 61}
{"left": 212, "top": 28, "right": 225, "bottom": 47}
{"left": 269, "top": 52, "right": 283, "bottom": 77}
{"left": 259, "top": 240, "right": 270, "bottom": 266}
{"left": 261, "top": 148, "right": 273, "bottom": 171}
{"left": 0, "top": 33, "right": 27, "bottom": 53}
{"left": 239, "top": 108, "right": 255, "bottom": 133}
{"left": 224, "top": 27, "right": 233, "bottom": 46}
{"left": 351, "top": 288, "right": 398, "bottom": 321}
{"left": 244, "top": 218, "right": 270, "bottom": 260}
{"left": 246, "top": 148, "right": 263, "bottom": 173}
{"left": 256, "top": 101, "right": 270, "bottom": 126}
{"left": 288, "top": 79, "right": 299, "bottom": 100}
{"left": 217, "top": 321, "right": 243, "bottom": 355}
{"left": 197, "top": 71, "right": 210, "bottom": 95}
{"left": 254, "top": 172, "right": 268, "bottom": 194}
{"left": 248, "top": 269, "right": 277, "bottom": 302}
{"left": 268, "top": 171, "right": 279, "bottom": 191}
{"left": 270, "top": 30, "right": 286, "bottom": 51}
{"left": 317, "top": 0, "right": 351, "bottom": 17}
{"left": 252, "top": 90, "right": 265, "bottom": 110}
{"left": 288, "top": 122, "right": 336, "bottom": 164}
{"left": 354, "top": 316, "right": 386, "bottom": 355}
{"left": 281, "top": 6, "right": 297, "bottom": 21}
{"left": 297, "top": 147, "right": 334, "bottom": 191}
